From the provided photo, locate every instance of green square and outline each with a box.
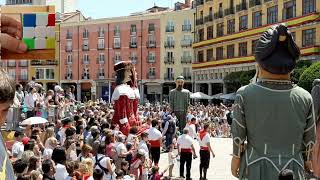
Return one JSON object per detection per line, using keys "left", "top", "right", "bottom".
{"left": 46, "top": 38, "right": 55, "bottom": 49}
{"left": 23, "top": 38, "right": 35, "bottom": 50}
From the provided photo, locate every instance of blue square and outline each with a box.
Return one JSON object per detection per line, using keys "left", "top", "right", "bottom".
{"left": 23, "top": 14, "right": 36, "bottom": 27}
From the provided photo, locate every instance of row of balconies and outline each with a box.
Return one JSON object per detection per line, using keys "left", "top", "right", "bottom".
{"left": 196, "top": 0, "right": 263, "bottom": 8}
{"left": 3, "top": 61, "right": 29, "bottom": 67}
{"left": 65, "top": 55, "right": 193, "bottom": 66}
{"left": 30, "top": 60, "right": 58, "bottom": 66}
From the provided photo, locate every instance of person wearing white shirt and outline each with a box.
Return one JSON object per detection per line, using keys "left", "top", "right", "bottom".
{"left": 187, "top": 118, "right": 198, "bottom": 140}
{"left": 12, "top": 131, "right": 24, "bottom": 159}
{"left": 94, "top": 145, "right": 114, "bottom": 180}
{"left": 24, "top": 87, "right": 36, "bottom": 118}
{"left": 198, "top": 123, "right": 215, "bottom": 180}
{"left": 138, "top": 132, "right": 149, "bottom": 159}
{"left": 115, "top": 135, "right": 131, "bottom": 170}
{"left": 52, "top": 147, "right": 69, "bottom": 180}
{"left": 177, "top": 128, "right": 197, "bottom": 180}
{"left": 147, "top": 119, "right": 162, "bottom": 166}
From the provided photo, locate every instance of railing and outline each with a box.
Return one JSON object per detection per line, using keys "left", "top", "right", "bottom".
{"left": 19, "top": 61, "right": 28, "bottom": 67}
{"left": 129, "top": 42, "right": 137, "bottom": 48}
{"left": 181, "top": 40, "right": 193, "bottom": 47}
{"left": 82, "top": 74, "right": 90, "bottom": 80}
{"left": 97, "top": 73, "right": 105, "bottom": 79}
{"left": 164, "top": 57, "right": 175, "bottom": 64}
{"left": 46, "top": 60, "right": 58, "bottom": 65}
{"left": 164, "top": 41, "right": 175, "bottom": 48}
{"left": 249, "top": 0, "right": 261, "bottom": 8}
{"left": 148, "top": 73, "right": 156, "bottom": 79}
{"left": 182, "top": 25, "right": 192, "bottom": 32}
{"left": 113, "top": 43, "right": 121, "bottom": 49}
{"left": 82, "top": 59, "right": 90, "bottom": 65}
{"left": 204, "top": 14, "right": 213, "bottom": 23}
{"left": 183, "top": 74, "right": 192, "bottom": 80}
{"left": 66, "top": 33, "right": 72, "bottom": 39}
{"left": 19, "top": 74, "right": 28, "bottom": 81}
{"left": 96, "top": 57, "right": 105, "bottom": 64}
{"left": 196, "top": 18, "right": 204, "bottom": 25}
{"left": 164, "top": 73, "right": 174, "bottom": 81}
{"left": 65, "top": 74, "right": 72, "bottom": 80}
{"left": 7, "top": 61, "right": 16, "bottom": 67}
{"left": 82, "top": 32, "right": 89, "bottom": 39}
{"left": 224, "top": 7, "right": 235, "bottom": 16}
{"left": 147, "top": 41, "right": 156, "bottom": 48}
{"left": 65, "top": 60, "right": 72, "bottom": 65}
{"left": 97, "top": 44, "right": 105, "bottom": 50}
{"left": 82, "top": 44, "right": 89, "bottom": 51}
{"left": 236, "top": 2, "right": 248, "bottom": 12}
{"left": 130, "top": 57, "right": 138, "bottom": 64}
{"left": 214, "top": 11, "right": 224, "bottom": 19}
{"left": 147, "top": 56, "right": 156, "bottom": 63}
{"left": 98, "top": 31, "right": 105, "bottom": 38}
{"left": 181, "top": 56, "right": 192, "bottom": 63}
{"left": 166, "top": 26, "right": 175, "bottom": 32}
{"left": 65, "top": 46, "right": 72, "bottom": 52}
{"left": 148, "top": 28, "right": 155, "bottom": 33}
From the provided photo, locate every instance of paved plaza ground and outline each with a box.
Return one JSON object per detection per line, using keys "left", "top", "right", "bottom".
{"left": 158, "top": 138, "right": 237, "bottom": 180}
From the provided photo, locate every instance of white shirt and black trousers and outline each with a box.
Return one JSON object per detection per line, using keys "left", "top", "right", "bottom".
{"left": 199, "top": 131, "right": 211, "bottom": 179}
{"left": 148, "top": 127, "right": 162, "bottom": 166}
{"left": 177, "top": 134, "right": 193, "bottom": 180}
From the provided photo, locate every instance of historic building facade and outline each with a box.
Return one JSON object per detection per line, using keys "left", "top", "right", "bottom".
{"left": 193, "top": 0, "right": 319, "bottom": 95}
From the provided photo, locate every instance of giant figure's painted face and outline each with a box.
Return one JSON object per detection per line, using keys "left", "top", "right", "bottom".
{"left": 175, "top": 79, "right": 185, "bottom": 90}
{"left": 124, "top": 68, "right": 133, "bottom": 83}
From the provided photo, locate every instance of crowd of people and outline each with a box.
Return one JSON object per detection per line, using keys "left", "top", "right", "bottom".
{"left": 5, "top": 79, "right": 232, "bottom": 180}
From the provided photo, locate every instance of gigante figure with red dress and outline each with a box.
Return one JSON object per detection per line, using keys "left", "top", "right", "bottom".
{"left": 111, "top": 61, "right": 141, "bottom": 135}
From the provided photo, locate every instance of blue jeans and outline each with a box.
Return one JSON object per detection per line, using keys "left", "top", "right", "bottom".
{"left": 165, "top": 133, "right": 174, "bottom": 148}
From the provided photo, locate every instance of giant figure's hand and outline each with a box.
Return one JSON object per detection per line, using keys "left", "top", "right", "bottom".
{"left": 1, "top": 15, "right": 27, "bottom": 54}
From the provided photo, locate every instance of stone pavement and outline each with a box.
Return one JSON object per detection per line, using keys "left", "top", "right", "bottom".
{"left": 158, "top": 138, "right": 237, "bottom": 180}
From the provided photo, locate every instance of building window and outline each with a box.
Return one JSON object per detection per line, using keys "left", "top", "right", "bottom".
{"left": 20, "top": 69, "right": 28, "bottom": 80}
{"left": 98, "top": 27, "right": 105, "bottom": 38}
{"left": 114, "top": 37, "right": 121, "bottom": 48}
{"left": 66, "top": 30, "right": 72, "bottom": 39}
{"left": 130, "top": 52, "right": 138, "bottom": 64}
{"left": 302, "top": 28, "right": 316, "bottom": 47}
{"left": 207, "top": 49, "right": 213, "bottom": 61}
{"left": 148, "top": 35, "right": 156, "bottom": 47}
{"left": 166, "top": 68, "right": 174, "bottom": 80}
{"left": 148, "top": 23, "right": 155, "bottom": 33}
{"left": 130, "top": 24, "right": 137, "bottom": 35}
{"left": 227, "top": 44, "right": 235, "bottom": 58}
{"left": 82, "top": 39, "right": 89, "bottom": 51}
{"left": 199, "top": 28, "right": 204, "bottom": 41}
{"left": 36, "top": 68, "right": 55, "bottom": 80}
{"left": 83, "top": 54, "right": 89, "bottom": 64}
{"left": 267, "top": 6, "right": 278, "bottom": 24}
{"left": 114, "top": 52, "right": 121, "bottom": 63}
{"left": 283, "top": 0, "right": 296, "bottom": 20}
{"left": 130, "top": 36, "right": 137, "bottom": 48}
{"left": 166, "top": 20, "right": 175, "bottom": 32}
{"left": 98, "top": 53, "right": 105, "bottom": 64}
{"left": 198, "top": 51, "right": 204, "bottom": 63}
{"left": 114, "top": 25, "right": 120, "bottom": 36}
{"left": 216, "top": 47, "right": 224, "bottom": 60}
{"left": 216, "top": 23, "right": 224, "bottom": 37}
{"left": 303, "top": 0, "right": 316, "bottom": 15}
{"left": 67, "top": 54, "right": 72, "bottom": 64}
{"left": 148, "top": 52, "right": 156, "bottom": 63}
{"left": 252, "top": 39, "right": 258, "bottom": 55}
{"left": 239, "top": 42, "right": 247, "bottom": 57}
{"left": 83, "top": 29, "right": 89, "bottom": 38}
{"left": 148, "top": 68, "right": 156, "bottom": 78}
{"left": 253, "top": 11, "right": 262, "bottom": 28}
{"left": 239, "top": 15, "right": 248, "bottom": 31}
{"left": 227, "top": 19, "right": 235, "bottom": 34}
{"left": 8, "top": 69, "right": 16, "bottom": 79}
{"left": 82, "top": 67, "right": 90, "bottom": 79}
{"left": 207, "top": 26, "right": 213, "bottom": 40}
{"left": 182, "top": 19, "right": 192, "bottom": 32}
{"left": 98, "top": 39, "right": 105, "bottom": 49}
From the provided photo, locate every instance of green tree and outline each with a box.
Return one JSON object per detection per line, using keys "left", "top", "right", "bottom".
{"left": 291, "top": 60, "right": 312, "bottom": 84}
{"left": 298, "top": 61, "right": 320, "bottom": 92}
{"left": 224, "top": 70, "right": 256, "bottom": 93}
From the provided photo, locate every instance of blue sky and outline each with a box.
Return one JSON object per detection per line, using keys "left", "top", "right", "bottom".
{"left": 0, "top": 0, "right": 182, "bottom": 19}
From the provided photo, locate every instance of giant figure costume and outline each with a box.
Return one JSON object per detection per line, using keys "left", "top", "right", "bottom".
{"left": 232, "top": 24, "right": 316, "bottom": 179}
{"left": 169, "top": 76, "right": 190, "bottom": 132}
{"left": 112, "top": 61, "right": 141, "bottom": 136}
{"left": 312, "top": 79, "right": 320, "bottom": 178}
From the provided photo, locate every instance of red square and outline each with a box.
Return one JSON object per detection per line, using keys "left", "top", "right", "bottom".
{"left": 47, "top": 14, "right": 55, "bottom": 26}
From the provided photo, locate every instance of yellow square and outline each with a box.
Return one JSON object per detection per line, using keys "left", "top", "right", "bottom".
{"left": 46, "top": 38, "right": 55, "bottom": 49}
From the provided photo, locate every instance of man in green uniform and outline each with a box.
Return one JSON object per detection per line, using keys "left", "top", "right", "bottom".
{"left": 231, "top": 24, "right": 316, "bottom": 179}
{"left": 0, "top": 69, "right": 17, "bottom": 179}
{"left": 169, "top": 76, "right": 190, "bottom": 133}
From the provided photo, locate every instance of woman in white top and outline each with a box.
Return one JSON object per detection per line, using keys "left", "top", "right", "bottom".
{"left": 94, "top": 144, "right": 115, "bottom": 180}
{"left": 52, "top": 147, "right": 69, "bottom": 180}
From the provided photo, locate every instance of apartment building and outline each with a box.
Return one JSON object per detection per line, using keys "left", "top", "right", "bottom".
{"left": 160, "top": 7, "right": 195, "bottom": 101}
{"left": 193, "top": 0, "right": 319, "bottom": 95}
{"left": 60, "top": 13, "right": 162, "bottom": 102}
{"left": 1, "top": 60, "right": 29, "bottom": 86}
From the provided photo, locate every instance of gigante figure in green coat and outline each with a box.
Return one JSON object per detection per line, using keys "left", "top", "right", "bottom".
{"left": 169, "top": 76, "right": 190, "bottom": 132}
{"left": 231, "top": 24, "right": 316, "bottom": 180}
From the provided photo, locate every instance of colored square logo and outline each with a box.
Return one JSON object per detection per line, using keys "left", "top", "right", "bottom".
{"left": 46, "top": 38, "right": 55, "bottom": 49}
{"left": 23, "top": 38, "right": 35, "bottom": 50}
{"left": 23, "top": 14, "right": 36, "bottom": 27}
{"left": 36, "top": 13, "right": 48, "bottom": 26}
{"left": 47, "top": 14, "right": 56, "bottom": 26}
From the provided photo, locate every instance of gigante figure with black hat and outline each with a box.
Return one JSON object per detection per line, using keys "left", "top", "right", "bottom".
{"left": 169, "top": 76, "right": 190, "bottom": 132}
{"left": 111, "top": 61, "right": 141, "bottom": 136}
{"left": 230, "top": 24, "right": 316, "bottom": 179}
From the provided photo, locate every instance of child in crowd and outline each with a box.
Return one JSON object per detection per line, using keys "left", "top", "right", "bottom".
{"left": 47, "top": 99, "right": 56, "bottom": 123}
{"left": 168, "top": 144, "right": 178, "bottom": 177}
{"left": 149, "top": 166, "right": 168, "bottom": 180}
{"left": 121, "top": 160, "right": 130, "bottom": 176}
{"left": 93, "top": 169, "right": 104, "bottom": 180}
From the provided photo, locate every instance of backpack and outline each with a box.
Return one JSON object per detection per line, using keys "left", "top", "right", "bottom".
{"left": 94, "top": 155, "right": 109, "bottom": 174}
{"left": 166, "top": 120, "right": 176, "bottom": 134}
